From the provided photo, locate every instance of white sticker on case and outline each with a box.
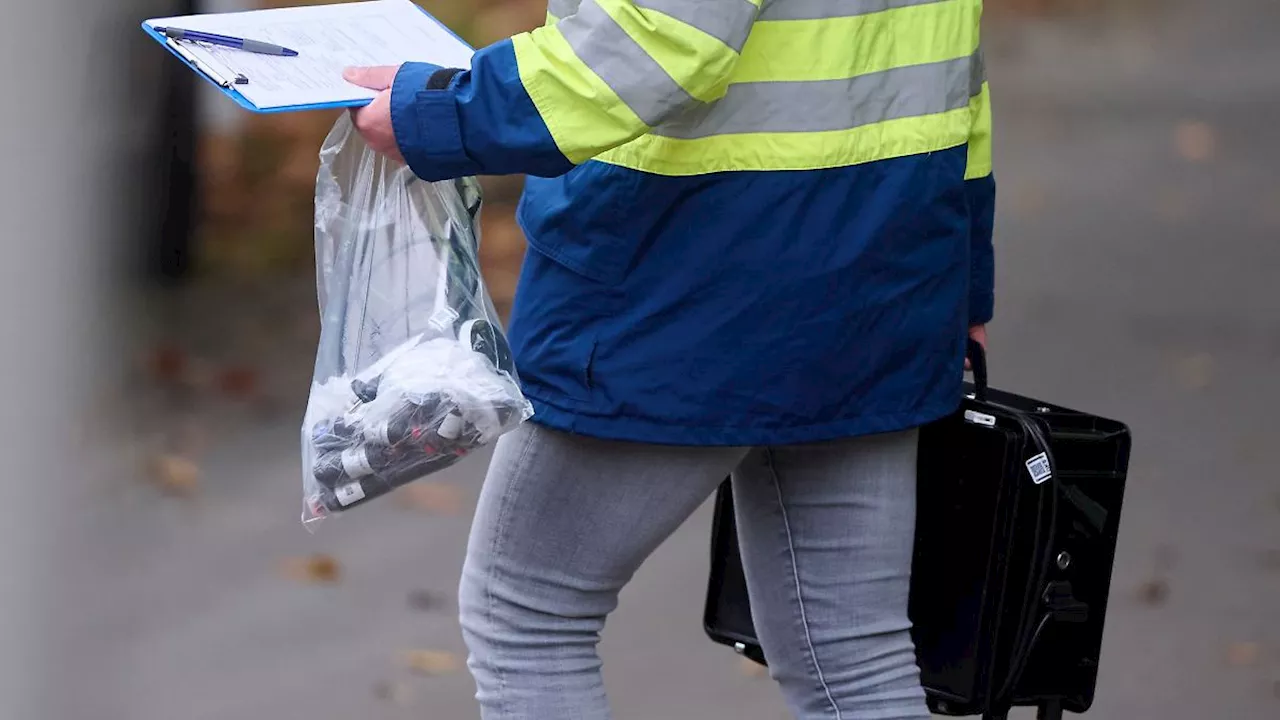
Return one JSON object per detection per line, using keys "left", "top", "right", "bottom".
{"left": 1026, "top": 452, "right": 1052, "bottom": 484}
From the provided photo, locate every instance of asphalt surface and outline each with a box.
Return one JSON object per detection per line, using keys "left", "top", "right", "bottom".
{"left": 50, "top": 2, "right": 1280, "bottom": 718}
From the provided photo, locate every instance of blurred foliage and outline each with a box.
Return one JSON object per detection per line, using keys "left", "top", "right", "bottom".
{"left": 194, "top": 0, "right": 546, "bottom": 315}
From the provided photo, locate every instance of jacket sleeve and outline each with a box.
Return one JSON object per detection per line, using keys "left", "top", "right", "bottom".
{"left": 965, "top": 44, "right": 995, "bottom": 326}
{"left": 390, "top": 0, "right": 761, "bottom": 181}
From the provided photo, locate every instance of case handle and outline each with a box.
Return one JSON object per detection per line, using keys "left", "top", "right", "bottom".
{"left": 966, "top": 337, "right": 988, "bottom": 402}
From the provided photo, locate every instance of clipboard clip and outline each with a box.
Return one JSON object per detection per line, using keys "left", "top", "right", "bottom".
{"left": 165, "top": 38, "right": 249, "bottom": 87}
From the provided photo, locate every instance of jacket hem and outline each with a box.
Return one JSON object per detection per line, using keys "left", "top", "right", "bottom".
{"left": 520, "top": 390, "right": 963, "bottom": 447}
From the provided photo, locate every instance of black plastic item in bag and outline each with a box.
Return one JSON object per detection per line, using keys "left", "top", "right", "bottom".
{"left": 300, "top": 114, "right": 532, "bottom": 527}
{"left": 703, "top": 341, "right": 1132, "bottom": 720}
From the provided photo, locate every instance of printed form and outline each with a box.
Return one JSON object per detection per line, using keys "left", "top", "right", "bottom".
{"left": 146, "top": 0, "right": 474, "bottom": 110}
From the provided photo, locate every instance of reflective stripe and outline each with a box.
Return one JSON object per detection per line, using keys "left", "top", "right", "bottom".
{"left": 559, "top": 0, "right": 695, "bottom": 126}
{"left": 735, "top": 0, "right": 978, "bottom": 83}
{"left": 530, "top": 0, "right": 985, "bottom": 174}
{"left": 550, "top": 0, "right": 756, "bottom": 50}
{"left": 598, "top": 104, "right": 972, "bottom": 175}
{"left": 654, "top": 51, "right": 975, "bottom": 139}
{"left": 759, "top": 0, "right": 949, "bottom": 21}
{"left": 965, "top": 82, "right": 991, "bottom": 179}
{"left": 547, "top": 0, "right": 581, "bottom": 19}
{"left": 970, "top": 43, "right": 985, "bottom": 96}
{"left": 634, "top": 0, "right": 758, "bottom": 50}
{"left": 513, "top": 27, "right": 646, "bottom": 164}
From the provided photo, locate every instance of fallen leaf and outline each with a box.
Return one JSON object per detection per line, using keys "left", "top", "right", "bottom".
{"left": 407, "top": 589, "right": 446, "bottom": 612}
{"left": 1174, "top": 121, "right": 1216, "bottom": 163}
{"left": 1136, "top": 578, "right": 1170, "bottom": 607}
{"left": 216, "top": 366, "right": 260, "bottom": 400}
{"left": 1226, "top": 641, "right": 1261, "bottom": 667}
{"left": 372, "top": 679, "right": 413, "bottom": 706}
{"left": 1173, "top": 353, "right": 1214, "bottom": 390}
{"left": 738, "top": 656, "right": 767, "bottom": 678}
{"left": 148, "top": 453, "right": 200, "bottom": 495}
{"left": 280, "top": 554, "right": 342, "bottom": 584}
{"left": 147, "top": 345, "right": 188, "bottom": 384}
{"left": 402, "top": 649, "right": 462, "bottom": 676}
{"left": 396, "top": 483, "right": 465, "bottom": 515}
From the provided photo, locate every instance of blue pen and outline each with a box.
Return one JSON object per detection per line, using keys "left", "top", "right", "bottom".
{"left": 155, "top": 26, "right": 299, "bottom": 57}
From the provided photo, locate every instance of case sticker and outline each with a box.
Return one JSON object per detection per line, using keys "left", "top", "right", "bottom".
{"left": 964, "top": 409, "right": 997, "bottom": 427}
{"left": 1026, "top": 452, "right": 1053, "bottom": 484}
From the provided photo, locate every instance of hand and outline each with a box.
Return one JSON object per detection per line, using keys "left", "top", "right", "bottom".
{"left": 343, "top": 65, "right": 404, "bottom": 163}
{"left": 965, "top": 324, "right": 987, "bottom": 370}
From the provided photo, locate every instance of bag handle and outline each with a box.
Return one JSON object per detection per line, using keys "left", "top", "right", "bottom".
{"left": 966, "top": 337, "right": 988, "bottom": 402}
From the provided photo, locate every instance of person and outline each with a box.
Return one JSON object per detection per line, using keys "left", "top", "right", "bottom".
{"left": 343, "top": 0, "right": 994, "bottom": 717}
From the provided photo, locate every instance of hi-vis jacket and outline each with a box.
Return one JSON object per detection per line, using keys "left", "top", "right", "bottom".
{"left": 390, "top": 0, "right": 997, "bottom": 445}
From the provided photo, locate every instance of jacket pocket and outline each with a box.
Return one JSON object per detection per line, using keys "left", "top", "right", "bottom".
{"left": 517, "top": 162, "right": 653, "bottom": 286}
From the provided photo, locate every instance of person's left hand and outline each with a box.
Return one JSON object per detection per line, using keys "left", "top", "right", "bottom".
{"left": 965, "top": 324, "right": 987, "bottom": 370}
{"left": 343, "top": 65, "right": 404, "bottom": 163}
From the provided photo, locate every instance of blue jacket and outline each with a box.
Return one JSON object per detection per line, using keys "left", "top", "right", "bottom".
{"left": 389, "top": 40, "right": 995, "bottom": 446}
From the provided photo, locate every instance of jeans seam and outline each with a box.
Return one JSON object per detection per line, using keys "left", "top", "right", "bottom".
{"left": 763, "top": 448, "right": 844, "bottom": 720}
{"left": 484, "top": 424, "right": 539, "bottom": 720}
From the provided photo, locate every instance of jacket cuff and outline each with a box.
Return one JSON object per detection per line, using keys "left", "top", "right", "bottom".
{"left": 390, "top": 62, "right": 482, "bottom": 181}
{"left": 969, "top": 291, "right": 994, "bottom": 326}
{"left": 966, "top": 173, "right": 996, "bottom": 326}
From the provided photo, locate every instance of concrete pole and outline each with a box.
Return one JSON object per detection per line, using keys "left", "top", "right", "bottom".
{"left": 0, "top": 1, "right": 171, "bottom": 717}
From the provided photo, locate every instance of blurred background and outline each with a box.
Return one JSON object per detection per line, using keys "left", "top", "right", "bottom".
{"left": 1, "top": 0, "right": 1276, "bottom": 718}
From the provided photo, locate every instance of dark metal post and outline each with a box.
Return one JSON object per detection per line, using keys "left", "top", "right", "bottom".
{"left": 150, "top": 0, "right": 199, "bottom": 282}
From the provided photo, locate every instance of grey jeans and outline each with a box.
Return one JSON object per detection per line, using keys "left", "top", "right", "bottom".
{"left": 458, "top": 421, "right": 931, "bottom": 720}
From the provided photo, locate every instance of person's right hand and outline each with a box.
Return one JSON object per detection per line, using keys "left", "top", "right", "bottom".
{"left": 344, "top": 65, "right": 404, "bottom": 163}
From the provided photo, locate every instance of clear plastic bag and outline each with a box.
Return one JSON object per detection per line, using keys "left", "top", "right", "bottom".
{"left": 301, "top": 113, "right": 532, "bottom": 526}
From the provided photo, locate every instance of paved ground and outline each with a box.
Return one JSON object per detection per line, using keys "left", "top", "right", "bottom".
{"left": 49, "top": 1, "right": 1280, "bottom": 718}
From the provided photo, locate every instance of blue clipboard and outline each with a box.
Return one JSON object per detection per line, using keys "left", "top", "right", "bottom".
{"left": 140, "top": 3, "right": 472, "bottom": 114}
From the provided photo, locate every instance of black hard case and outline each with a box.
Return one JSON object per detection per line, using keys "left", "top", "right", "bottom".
{"left": 702, "top": 344, "right": 1131, "bottom": 720}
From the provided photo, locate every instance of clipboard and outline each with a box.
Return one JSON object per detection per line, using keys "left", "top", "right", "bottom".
{"left": 140, "top": 0, "right": 474, "bottom": 114}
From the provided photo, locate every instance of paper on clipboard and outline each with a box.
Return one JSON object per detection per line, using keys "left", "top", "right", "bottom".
{"left": 144, "top": 0, "right": 473, "bottom": 111}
